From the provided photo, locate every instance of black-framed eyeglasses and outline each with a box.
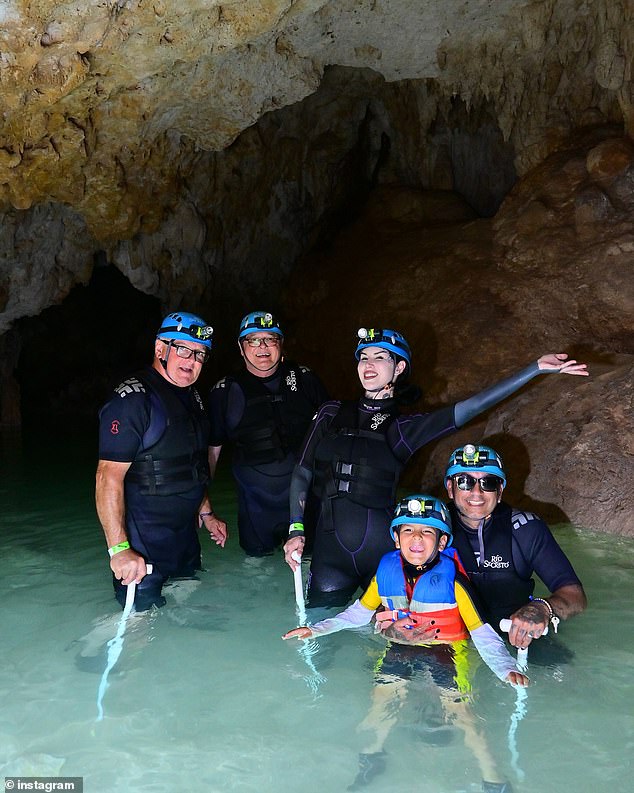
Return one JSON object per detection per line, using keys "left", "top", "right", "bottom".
{"left": 161, "top": 340, "right": 209, "bottom": 363}
{"left": 243, "top": 336, "right": 281, "bottom": 348}
{"left": 453, "top": 474, "right": 502, "bottom": 492}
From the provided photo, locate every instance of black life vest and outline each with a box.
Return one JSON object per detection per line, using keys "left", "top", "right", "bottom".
{"left": 312, "top": 400, "right": 408, "bottom": 510}
{"left": 125, "top": 367, "right": 210, "bottom": 496}
{"left": 449, "top": 501, "right": 535, "bottom": 627}
{"left": 230, "top": 362, "right": 318, "bottom": 466}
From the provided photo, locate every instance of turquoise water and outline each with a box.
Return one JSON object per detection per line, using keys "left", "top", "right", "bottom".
{"left": 1, "top": 430, "right": 633, "bottom": 793}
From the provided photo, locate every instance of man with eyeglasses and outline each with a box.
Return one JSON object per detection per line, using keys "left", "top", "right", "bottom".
{"left": 208, "top": 311, "right": 328, "bottom": 556}
{"left": 96, "top": 311, "right": 227, "bottom": 610}
{"left": 444, "top": 444, "right": 586, "bottom": 649}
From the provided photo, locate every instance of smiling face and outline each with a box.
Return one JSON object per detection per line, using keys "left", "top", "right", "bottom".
{"left": 239, "top": 332, "right": 283, "bottom": 377}
{"left": 154, "top": 339, "right": 206, "bottom": 387}
{"left": 393, "top": 522, "right": 448, "bottom": 566}
{"left": 357, "top": 346, "right": 406, "bottom": 398}
{"left": 445, "top": 474, "right": 504, "bottom": 529}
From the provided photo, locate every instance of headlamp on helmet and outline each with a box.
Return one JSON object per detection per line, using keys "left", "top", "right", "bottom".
{"left": 238, "top": 311, "right": 283, "bottom": 340}
{"left": 157, "top": 312, "right": 213, "bottom": 349}
{"left": 445, "top": 444, "right": 506, "bottom": 486}
{"left": 355, "top": 327, "right": 411, "bottom": 369}
{"left": 389, "top": 494, "right": 453, "bottom": 545}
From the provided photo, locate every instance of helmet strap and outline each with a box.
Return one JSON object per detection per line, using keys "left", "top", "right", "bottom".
{"left": 158, "top": 340, "right": 183, "bottom": 386}
{"left": 158, "top": 339, "right": 171, "bottom": 369}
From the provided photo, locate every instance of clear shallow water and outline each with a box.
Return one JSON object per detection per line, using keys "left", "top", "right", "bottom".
{"left": 1, "top": 431, "right": 633, "bottom": 793}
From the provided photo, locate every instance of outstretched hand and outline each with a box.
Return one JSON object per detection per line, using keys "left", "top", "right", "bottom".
{"left": 282, "top": 626, "right": 313, "bottom": 640}
{"left": 537, "top": 353, "right": 588, "bottom": 376}
{"left": 507, "top": 671, "right": 530, "bottom": 687}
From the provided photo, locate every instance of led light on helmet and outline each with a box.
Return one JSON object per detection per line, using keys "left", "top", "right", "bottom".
{"left": 407, "top": 498, "right": 422, "bottom": 514}
{"left": 196, "top": 325, "right": 214, "bottom": 340}
{"left": 358, "top": 327, "right": 368, "bottom": 340}
{"left": 463, "top": 444, "right": 477, "bottom": 459}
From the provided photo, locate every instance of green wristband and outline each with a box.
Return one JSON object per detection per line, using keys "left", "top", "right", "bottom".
{"left": 108, "top": 541, "right": 130, "bottom": 558}
{"left": 289, "top": 522, "right": 304, "bottom": 534}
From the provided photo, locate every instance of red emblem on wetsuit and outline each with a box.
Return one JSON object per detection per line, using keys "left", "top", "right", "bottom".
{"left": 111, "top": 420, "right": 120, "bottom": 435}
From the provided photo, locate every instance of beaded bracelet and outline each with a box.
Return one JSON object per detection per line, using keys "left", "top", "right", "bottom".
{"left": 530, "top": 596, "right": 560, "bottom": 633}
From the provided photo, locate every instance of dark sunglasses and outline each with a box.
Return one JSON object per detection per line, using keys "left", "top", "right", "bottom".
{"left": 453, "top": 474, "right": 502, "bottom": 492}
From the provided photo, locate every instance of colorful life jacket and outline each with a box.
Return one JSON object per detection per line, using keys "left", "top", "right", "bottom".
{"left": 312, "top": 400, "right": 408, "bottom": 510}
{"left": 375, "top": 549, "right": 469, "bottom": 642}
{"left": 449, "top": 501, "right": 535, "bottom": 627}
{"left": 125, "top": 367, "right": 210, "bottom": 496}
{"left": 230, "top": 362, "right": 318, "bottom": 466}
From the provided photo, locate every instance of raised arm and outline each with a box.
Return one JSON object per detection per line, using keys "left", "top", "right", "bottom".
{"left": 454, "top": 353, "right": 588, "bottom": 427}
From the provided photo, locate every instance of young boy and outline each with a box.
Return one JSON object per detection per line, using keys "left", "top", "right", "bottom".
{"left": 283, "top": 495, "right": 527, "bottom": 791}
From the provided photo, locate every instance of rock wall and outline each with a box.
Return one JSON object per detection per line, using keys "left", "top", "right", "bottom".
{"left": 282, "top": 131, "right": 634, "bottom": 535}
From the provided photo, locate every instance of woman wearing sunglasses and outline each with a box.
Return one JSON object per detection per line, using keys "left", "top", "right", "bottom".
{"left": 283, "top": 327, "right": 588, "bottom": 607}
{"left": 444, "top": 444, "right": 586, "bottom": 647}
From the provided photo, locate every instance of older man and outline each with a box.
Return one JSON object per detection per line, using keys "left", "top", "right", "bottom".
{"left": 208, "top": 311, "right": 328, "bottom": 556}
{"left": 96, "top": 311, "right": 227, "bottom": 610}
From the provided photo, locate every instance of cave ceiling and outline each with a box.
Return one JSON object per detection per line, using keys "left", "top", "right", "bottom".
{"left": 0, "top": 0, "right": 632, "bottom": 332}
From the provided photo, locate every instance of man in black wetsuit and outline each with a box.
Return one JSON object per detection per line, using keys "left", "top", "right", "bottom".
{"left": 96, "top": 312, "right": 227, "bottom": 610}
{"left": 208, "top": 311, "right": 328, "bottom": 556}
{"left": 443, "top": 444, "right": 587, "bottom": 649}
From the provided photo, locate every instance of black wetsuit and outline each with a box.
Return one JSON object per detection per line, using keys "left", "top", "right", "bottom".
{"left": 290, "top": 361, "right": 560, "bottom": 606}
{"left": 208, "top": 361, "right": 328, "bottom": 556}
{"left": 449, "top": 501, "right": 583, "bottom": 628}
{"left": 98, "top": 367, "right": 210, "bottom": 610}
{"left": 292, "top": 398, "right": 455, "bottom": 605}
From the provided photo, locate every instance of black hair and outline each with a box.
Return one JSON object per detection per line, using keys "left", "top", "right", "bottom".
{"left": 393, "top": 355, "right": 422, "bottom": 406}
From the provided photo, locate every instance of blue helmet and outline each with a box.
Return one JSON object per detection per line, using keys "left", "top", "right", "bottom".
{"left": 445, "top": 444, "right": 506, "bottom": 486}
{"left": 157, "top": 312, "right": 213, "bottom": 349}
{"left": 355, "top": 328, "right": 411, "bottom": 369}
{"left": 238, "top": 311, "right": 283, "bottom": 340}
{"left": 390, "top": 495, "right": 453, "bottom": 545}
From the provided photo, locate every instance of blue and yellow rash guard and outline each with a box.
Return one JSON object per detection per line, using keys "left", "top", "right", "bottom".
{"left": 307, "top": 562, "right": 519, "bottom": 682}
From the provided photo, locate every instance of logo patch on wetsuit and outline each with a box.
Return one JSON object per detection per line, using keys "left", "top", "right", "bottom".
{"left": 286, "top": 370, "right": 298, "bottom": 392}
{"left": 482, "top": 554, "right": 510, "bottom": 568}
{"left": 110, "top": 420, "right": 120, "bottom": 434}
{"left": 115, "top": 377, "right": 146, "bottom": 397}
{"left": 511, "top": 511, "right": 537, "bottom": 530}
{"left": 370, "top": 412, "right": 389, "bottom": 430}
{"left": 193, "top": 389, "right": 204, "bottom": 410}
